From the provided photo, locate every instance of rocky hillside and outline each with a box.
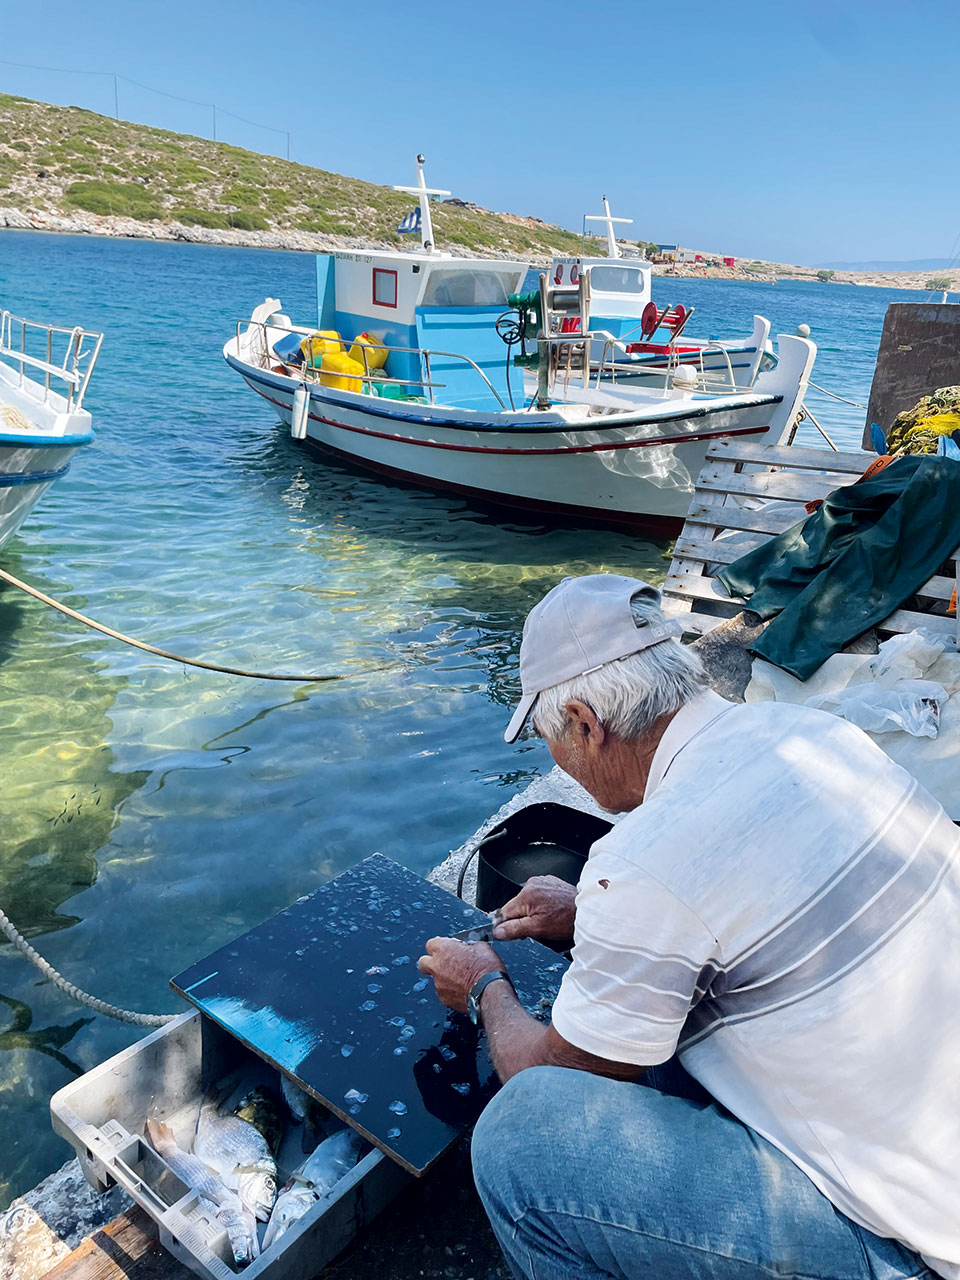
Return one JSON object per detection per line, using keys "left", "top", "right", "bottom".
{"left": 0, "top": 91, "right": 585, "bottom": 258}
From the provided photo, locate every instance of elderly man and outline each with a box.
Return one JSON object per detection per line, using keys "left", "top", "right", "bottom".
{"left": 418, "top": 574, "right": 960, "bottom": 1280}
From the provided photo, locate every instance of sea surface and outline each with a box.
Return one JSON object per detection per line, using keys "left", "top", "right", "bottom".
{"left": 0, "top": 231, "right": 925, "bottom": 1202}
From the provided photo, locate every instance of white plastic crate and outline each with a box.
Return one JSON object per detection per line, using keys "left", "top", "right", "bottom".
{"left": 50, "top": 1009, "right": 410, "bottom": 1280}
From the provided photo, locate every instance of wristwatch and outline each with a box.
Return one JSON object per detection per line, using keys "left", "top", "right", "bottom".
{"left": 467, "top": 970, "right": 512, "bottom": 1025}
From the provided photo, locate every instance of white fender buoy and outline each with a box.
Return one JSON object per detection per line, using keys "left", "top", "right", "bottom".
{"left": 291, "top": 386, "right": 309, "bottom": 440}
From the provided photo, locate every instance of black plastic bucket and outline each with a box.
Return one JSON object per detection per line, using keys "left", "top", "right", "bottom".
{"left": 474, "top": 802, "right": 613, "bottom": 914}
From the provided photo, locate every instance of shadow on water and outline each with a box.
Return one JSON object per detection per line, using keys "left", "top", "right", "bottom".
{"left": 0, "top": 994, "right": 89, "bottom": 1078}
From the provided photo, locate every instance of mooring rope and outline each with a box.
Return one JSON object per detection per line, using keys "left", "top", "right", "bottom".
{"left": 0, "top": 566, "right": 355, "bottom": 683}
{"left": 0, "top": 903, "right": 175, "bottom": 1027}
{"left": 807, "top": 381, "right": 867, "bottom": 410}
{"left": 0, "top": 565, "right": 383, "bottom": 1026}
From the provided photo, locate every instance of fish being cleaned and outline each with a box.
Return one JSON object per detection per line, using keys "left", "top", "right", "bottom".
{"left": 195, "top": 1093, "right": 277, "bottom": 1222}
{"left": 262, "top": 1129, "right": 363, "bottom": 1251}
{"left": 233, "top": 1085, "right": 284, "bottom": 1155}
{"left": 145, "top": 1118, "right": 259, "bottom": 1267}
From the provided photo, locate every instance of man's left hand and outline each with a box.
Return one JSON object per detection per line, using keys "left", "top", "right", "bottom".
{"left": 417, "top": 937, "right": 503, "bottom": 1014}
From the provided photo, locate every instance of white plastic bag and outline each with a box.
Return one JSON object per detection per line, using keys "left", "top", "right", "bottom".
{"left": 870, "top": 629, "right": 950, "bottom": 684}
{"left": 805, "top": 679, "right": 949, "bottom": 738}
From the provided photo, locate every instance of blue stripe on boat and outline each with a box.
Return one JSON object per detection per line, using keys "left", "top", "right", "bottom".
{"left": 0, "top": 430, "right": 93, "bottom": 447}
{"left": 0, "top": 463, "right": 71, "bottom": 487}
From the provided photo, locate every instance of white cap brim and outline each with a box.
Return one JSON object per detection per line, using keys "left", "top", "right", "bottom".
{"left": 503, "top": 692, "right": 538, "bottom": 744}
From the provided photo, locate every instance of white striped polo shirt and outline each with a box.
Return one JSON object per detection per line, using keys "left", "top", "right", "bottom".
{"left": 551, "top": 690, "right": 960, "bottom": 1278}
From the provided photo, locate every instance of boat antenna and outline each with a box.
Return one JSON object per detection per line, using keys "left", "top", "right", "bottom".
{"left": 393, "top": 154, "right": 450, "bottom": 254}
{"left": 583, "top": 195, "right": 633, "bottom": 259}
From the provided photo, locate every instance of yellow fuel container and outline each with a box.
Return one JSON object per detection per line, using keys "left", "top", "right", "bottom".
{"left": 319, "top": 351, "right": 365, "bottom": 393}
{"left": 348, "top": 332, "right": 389, "bottom": 371}
{"left": 301, "top": 330, "right": 343, "bottom": 368}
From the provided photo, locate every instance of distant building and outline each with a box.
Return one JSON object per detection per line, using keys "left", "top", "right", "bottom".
{"left": 723, "top": 256, "right": 736, "bottom": 268}
{"left": 656, "top": 244, "right": 678, "bottom": 258}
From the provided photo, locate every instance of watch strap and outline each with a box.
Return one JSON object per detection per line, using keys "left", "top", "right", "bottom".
{"left": 468, "top": 970, "right": 512, "bottom": 1023}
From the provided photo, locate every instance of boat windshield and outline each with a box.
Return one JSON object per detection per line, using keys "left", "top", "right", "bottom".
{"left": 421, "top": 269, "right": 517, "bottom": 307}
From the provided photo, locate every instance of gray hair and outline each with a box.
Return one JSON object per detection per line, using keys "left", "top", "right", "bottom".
{"left": 530, "top": 591, "right": 706, "bottom": 743}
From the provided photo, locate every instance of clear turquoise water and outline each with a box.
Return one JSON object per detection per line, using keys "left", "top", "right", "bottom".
{"left": 0, "top": 232, "right": 923, "bottom": 1201}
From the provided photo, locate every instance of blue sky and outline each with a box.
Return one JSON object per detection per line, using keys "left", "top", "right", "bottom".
{"left": 2, "top": 0, "right": 958, "bottom": 265}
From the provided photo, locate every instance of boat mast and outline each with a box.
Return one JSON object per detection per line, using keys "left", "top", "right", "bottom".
{"left": 583, "top": 196, "right": 633, "bottom": 259}
{"left": 393, "top": 155, "right": 450, "bottom": 254}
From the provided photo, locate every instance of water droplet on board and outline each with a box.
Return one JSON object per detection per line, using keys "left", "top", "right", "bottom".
{"left": 388, "top": 1016, "right": 406, "bottom": 1028}
{"left": 349, "top": 1104, "right": 361, "bottom": 1115}
{"left": 389, "top": 908, "right": 402, "bottom": 919}
{"left": 360, "top": 1001, "right": 376, "bottom": 1012}
{"left": 345, "top": 1089, "right": 368, "bottom": 1104}
{"left": 411, "top": 901, "right": 423, "bottom": 909}
{"left": 367, "top": 984, "right": 382, "bottom": 994}
{"left": 349, "top": 925, "right": 358, "bottom": 932}
{"left": 295, "top": 948, "right": 306, "bottom": 957}
{"left": 392, "top": 955, "right": 411, "bottom": 966}
{"left": 388, "top": 1101, "right": 407, "bottom": 1116}
{"left": 366, "top": 965, "right": 388, "bottom": 975}
{"left": 412, "top": 978, "right": 429, "bottom": 992}
{"left": 346, "top": 968, "right": 354, "bottom": 974}
{"left": 432, "top": 1064, "right": 441, "bottom": 1074}
{"left": 418, "top": 998, "right": 429, "bottom": 1006}
{"left": 451, "top": 1083, "right": 470, "bottom": 1096}
{"left": 387, "top": 1127, "right": 402, "bottom": 1139}
{"left": 398, "top": 1025, "right": 415, "bottom": 1040}
{"left": 438, "top": 1045, "right": 456, "bottom": 1062}
{"left": 341, "top": 1045, "right": 354, "bottom": 1058}
{"left": 393, "top": 1047, "right": 407, "bottom": 1056}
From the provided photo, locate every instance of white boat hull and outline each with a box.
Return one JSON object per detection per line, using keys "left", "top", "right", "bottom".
{"left": 0, "top": 440, "right": 82, "bottom": 548}
{"left": 228, "top": 352, "right": 809, "bottom": 533}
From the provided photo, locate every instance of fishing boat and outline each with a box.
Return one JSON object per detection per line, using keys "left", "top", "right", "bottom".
{"left": 0, "top": 309, "right": 101, "bottom": 549}
{"left": 548, "top": 197, "right": 775, "bottom": 390}
{"left": 224, "top": 160, "right": 816, "bottom": 535}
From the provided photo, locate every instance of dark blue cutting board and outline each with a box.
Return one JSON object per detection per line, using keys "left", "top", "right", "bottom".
{"left": 171, "top": 854, "right": 566, "bottom": 1175}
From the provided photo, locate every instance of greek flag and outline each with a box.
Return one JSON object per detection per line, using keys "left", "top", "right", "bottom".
{"left": 396, "top": 207, "right": 421, "bottom": 235}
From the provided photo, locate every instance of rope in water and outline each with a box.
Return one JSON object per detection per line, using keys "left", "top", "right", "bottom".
{"left": 807, "top": 381, "right": 867, "bottom": 410}
{"left": 0, "top": 566, "right": 353, "bottom": 683}
{"left": 0, "top": 565, "right": 382, "bottom": 1026}
{"left": 0, "top": 903, "right": 175, "bottom": 1027}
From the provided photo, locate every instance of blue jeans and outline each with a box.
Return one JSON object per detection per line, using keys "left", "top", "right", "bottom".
{"left": 471, "top": 1063, "right": 934, "bottom": 1280}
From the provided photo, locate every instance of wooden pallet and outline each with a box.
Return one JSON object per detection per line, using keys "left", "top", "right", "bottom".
{"left": 41, "top": 1207, "right": 191, "bottom": 1280}
{"left": 662, "top": 438, "right": 960, "bottom": 642}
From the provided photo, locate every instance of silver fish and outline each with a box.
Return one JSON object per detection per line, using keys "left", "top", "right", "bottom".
{"left": 195, "top": 1095, "right": 277, "bottom": 1222}
{"left": 262, "top": 1129, "right": 362, "bottom": 1251}
{"left": 146, "top": 1118, "right": 259, "bottom": 1267}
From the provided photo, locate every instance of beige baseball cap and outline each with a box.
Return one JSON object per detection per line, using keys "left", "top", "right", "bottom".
{"left": 504, "top": 574, "right": 683, "bottom": 743}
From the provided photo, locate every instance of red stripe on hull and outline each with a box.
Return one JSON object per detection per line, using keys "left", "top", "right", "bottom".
{"left": 242, "top": 378, "right": 769, "bottom": 457}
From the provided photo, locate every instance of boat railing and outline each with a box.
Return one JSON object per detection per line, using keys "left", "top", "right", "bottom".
{"left": 593, "top": 334, "right": 750, "bottom": 398}
{"left": 238, "top": 319, "right": 507, "bottom": 410}
{"left": 0, "top": 311, "right": 103, "bottom": 413}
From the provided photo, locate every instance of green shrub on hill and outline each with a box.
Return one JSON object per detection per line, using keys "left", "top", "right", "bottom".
{"left": 175, "top": 207, "right": 230, "bottom": 229}
{"left": 226, "top": 209, "right": 268, "bottom": 231}
{"left": 65, "top": 179, "right": 162, "bottom": 220}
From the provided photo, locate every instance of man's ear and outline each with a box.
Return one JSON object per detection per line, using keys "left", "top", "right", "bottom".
{"left": 565, "top": 700, "right": 604, "bottom": 744}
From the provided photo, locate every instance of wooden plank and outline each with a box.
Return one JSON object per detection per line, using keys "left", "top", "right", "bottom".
{"left": 673, "top": 537, "right": 957, "bottom": 604}
{"left": 685, "top": 501, "right": 807, "bottom": 536}
{"left": 697, "top": 467, "right": 860, "bottom": 503}
{"left": 706, "top": 440, "right": 872, "bottom": 473}
{"left": 878, "top": 609, "right": 956, "bottom": 637}
{"left": 672, "top": 531, "right": 768, "bottom": 563}
{"left": 42, "top": 1208, "right": 190, "bottom": 1280}
{"left": 664, "top": 575, "right": 745, "bottom": 605}
{"left": 662, "top": 604, "right": 738, "bottom": 636}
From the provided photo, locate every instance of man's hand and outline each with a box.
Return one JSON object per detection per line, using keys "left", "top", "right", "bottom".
{"left": 493, "top": 875, "right": 577, "bottom": 943}
{"left": 418, "top": 937, "right": 502, "bottom": 1014}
